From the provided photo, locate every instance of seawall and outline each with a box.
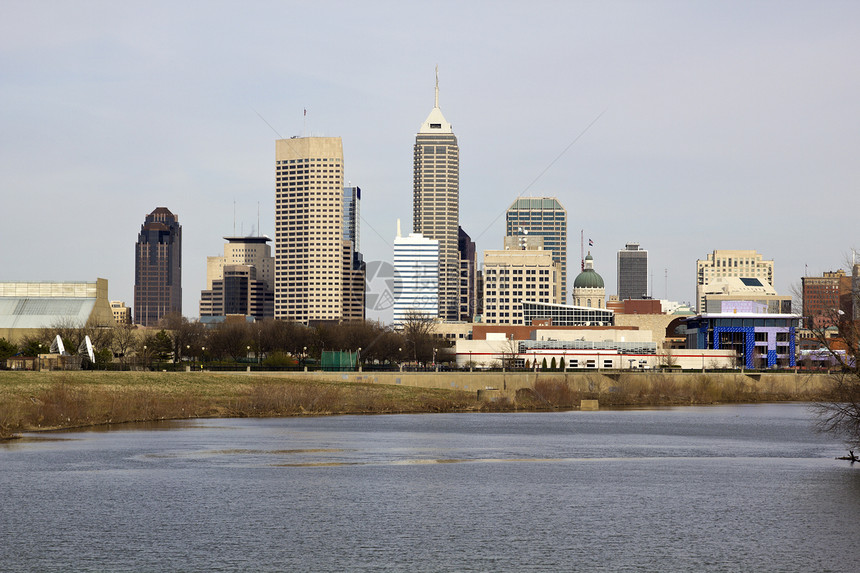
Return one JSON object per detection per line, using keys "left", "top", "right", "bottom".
{"left": 246, "top": 370, "right": 834, "bottom": 399}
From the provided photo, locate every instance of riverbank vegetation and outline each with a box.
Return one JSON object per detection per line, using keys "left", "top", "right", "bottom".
{"left": 0, "top": 371, "right": 476, "bottom": 439}
{"left": 0, "top": 370, "right": 836, "bottom": 440}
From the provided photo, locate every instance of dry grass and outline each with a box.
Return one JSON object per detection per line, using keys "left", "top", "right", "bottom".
{"left": 0, "top": 370, "right": 833, "bottom": 438}
{"left": 569, "top": 372, "right": 822, "bottom": 407}
{"left": 0, "top": 371, "right": 478, "bottom": 439}
{"left": 530, "top": 378, "right": 578, "bottom": 408}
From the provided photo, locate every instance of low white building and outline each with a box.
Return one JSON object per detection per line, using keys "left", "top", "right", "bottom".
{"left": 454, "top": 328, "right": 736, "bottom": 370}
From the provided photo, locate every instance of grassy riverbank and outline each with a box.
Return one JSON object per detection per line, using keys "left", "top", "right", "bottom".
{"left": 0, "top": 371, "right": 480, "bottom": 439}
{"left": 0, "top": 370, "right": 834, "bottom": 439}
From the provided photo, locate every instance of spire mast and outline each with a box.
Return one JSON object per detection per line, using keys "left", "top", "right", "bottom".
{"left": 434, "top": 65, "right": 439, "bottom": 108}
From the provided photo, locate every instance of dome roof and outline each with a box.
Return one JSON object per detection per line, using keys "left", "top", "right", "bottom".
{"left": 573, "top": 250, "right": 604, "bottom": 289}
{"left": 573, "top": 268, "right": 604, "bottom": 289}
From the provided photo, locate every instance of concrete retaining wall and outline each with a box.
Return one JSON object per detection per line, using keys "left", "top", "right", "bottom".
{"left": 249, "top": 370, "right": 833, "bottom": 397}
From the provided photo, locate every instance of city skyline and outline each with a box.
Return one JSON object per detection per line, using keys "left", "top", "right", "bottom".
{"left": 2, "top": 2, "right": 859, "bottom": 323}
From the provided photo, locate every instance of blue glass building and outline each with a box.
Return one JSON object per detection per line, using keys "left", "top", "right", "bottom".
{"left": 684, "top": 312, "right": 799, "bottom": 368}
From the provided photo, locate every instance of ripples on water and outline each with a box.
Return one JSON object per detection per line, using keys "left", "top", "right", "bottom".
{"left": 1, "top": 404, "right": 857, "bottom": 572}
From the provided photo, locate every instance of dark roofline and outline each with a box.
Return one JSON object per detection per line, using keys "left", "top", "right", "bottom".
{"left": 223, "top": 235, "right": 272, "bottom": 243}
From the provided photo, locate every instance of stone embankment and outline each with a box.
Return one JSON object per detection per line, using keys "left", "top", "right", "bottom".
{"left": 0, "top": 370, "right": 834, "bottom": 439}
{"left": 256, "top": 370, "right": 833, "bottom": 403}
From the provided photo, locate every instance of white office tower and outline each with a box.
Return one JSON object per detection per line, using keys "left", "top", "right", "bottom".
{"left": 393, "top": 220, "right": 439, "bottom": 325}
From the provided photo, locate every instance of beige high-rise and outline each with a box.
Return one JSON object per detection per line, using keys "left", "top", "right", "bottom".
{"left": 695, "top": 249, "right": 774, "bottom": 313}
{"left": 482, "top": 248, "right": 562, "bottom": 325}
{"left": 413, "top": 70, "right": 459, "bottom": 321}
{"left": 275, "top": 137, "right": 345, "bottom": 323}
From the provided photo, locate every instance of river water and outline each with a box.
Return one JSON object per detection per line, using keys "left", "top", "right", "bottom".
{"left": 1, "top": 403, "right": 857, "bottom": 572}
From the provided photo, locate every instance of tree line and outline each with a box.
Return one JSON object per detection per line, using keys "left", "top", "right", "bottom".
{"left": 0, "top": 312, "right": 449, "bottom": 368}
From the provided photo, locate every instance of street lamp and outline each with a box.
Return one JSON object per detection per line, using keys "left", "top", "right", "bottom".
{"left": 433, "top": 348, "right": 437, "bottom": 372}
{"left": 398, "top": 347, "right": 403, "bottom": 372}
{"left": 357, "top": 347, "right": 362, "bottom": 372}
{"left": 469, "top": 350, "right": 473, "bottom": 372}
{"left": 201, "top": 347, "right": 206, "bottom": 371}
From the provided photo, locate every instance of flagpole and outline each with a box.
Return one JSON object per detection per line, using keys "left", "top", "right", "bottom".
{"left": 581, "top": 230, "right": 585, "bottom": 271}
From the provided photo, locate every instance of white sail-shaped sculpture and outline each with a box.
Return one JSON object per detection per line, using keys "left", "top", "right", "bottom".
{"left": 50, "top": 335, "right": 66, "bottom": 355}
{"left": 78, "top": 335, "right": 95, "bottom": 363}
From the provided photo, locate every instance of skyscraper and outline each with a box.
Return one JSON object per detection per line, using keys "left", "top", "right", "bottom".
{"left": 200, "top": 236, "right": 274, "bottom": 321}
{"left": 458, "top": 226, "right": 476, "bottom": 321}
{"left": 413, "top": 69, "right": 459, "bottom": 321}
{"left": 275, "top": 137, "right": 345, "bottom": 323}
{"left": 482, "top": 247, "right": 561, "bottom": 324}
{"left": 617, "top": 242, "right": 648, "bottom": 300}
{"left": 134, "top": 207, "right": 181, "bottom": 326}
{"left": 343, "top": 186, "right": 360, "bottom": 250}
{"left": 695, "top": 249, "right": 774, "bottom": 313}
{"left": 342, "top": 185, "right": 365, "bottom": 322}
{"left": 505, "top": 197, "right": 568, "bottom": 301}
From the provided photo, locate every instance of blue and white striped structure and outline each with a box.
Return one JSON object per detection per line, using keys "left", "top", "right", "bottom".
{"left": 685, "top": 312, "right": 799, "bottom": 368}
{"left": 393, "top": 231, "right": 439, "bottom": 325}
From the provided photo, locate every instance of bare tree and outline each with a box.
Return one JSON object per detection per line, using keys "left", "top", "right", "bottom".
{"left": 804, "top": 253, "right": 860, "bottom": 456}
{"left": 110, "top": 324, "right": 138, "bottom": 365}
{"left": 659, "top": 348, "right": 678, "bottom": 369}
{"left": 207, "top": 321, "right": 251, "bottom": 362}
{"left": 401, "top": 310, "right": 436, "bottom": 365}
{"left": 159, "top": 312, "right": 207, "bottom": 363}
{"left": 500, "top": 336, "right": 519, "bottom": 370}
{"left": 40, "top": 318, "right": 84, "bottom": 351}
{"left": 82, "top": 316, "right": 114, "bottom": 351}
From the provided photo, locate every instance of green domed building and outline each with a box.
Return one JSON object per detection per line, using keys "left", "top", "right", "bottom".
{"left": 572, "top": 252, "right": 606, "bottom": 308}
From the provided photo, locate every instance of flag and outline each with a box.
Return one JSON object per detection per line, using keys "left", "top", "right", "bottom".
{"left": 303, "top": 108, "right": 307, "bottom": 117}
{"left": 588, "top": 239, "right": 594, "bottom": 246}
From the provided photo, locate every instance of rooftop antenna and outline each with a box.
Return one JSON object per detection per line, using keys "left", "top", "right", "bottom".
{"left": 233, "top": 200, "right": 236, "bottom": 235}
{"left": 665, "top": 268, "right": 668, "bottom": 299}
{"left": 303, "top": 108, "right": 307, "bottom": 137}
{"left": 435, "top": 64, "right": 440, "bottom": 108}
{"left": 257, "top": 202, "right": 261, "bottom": 237}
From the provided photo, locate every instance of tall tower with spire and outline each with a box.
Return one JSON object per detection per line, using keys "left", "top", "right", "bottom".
{"left": 413, "top": 67, "right": 460, "bottom": 321}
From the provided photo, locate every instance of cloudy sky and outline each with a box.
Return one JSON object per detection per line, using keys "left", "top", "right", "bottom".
{"left": 2, "top": 0, "right": 858, "bottom": 322}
